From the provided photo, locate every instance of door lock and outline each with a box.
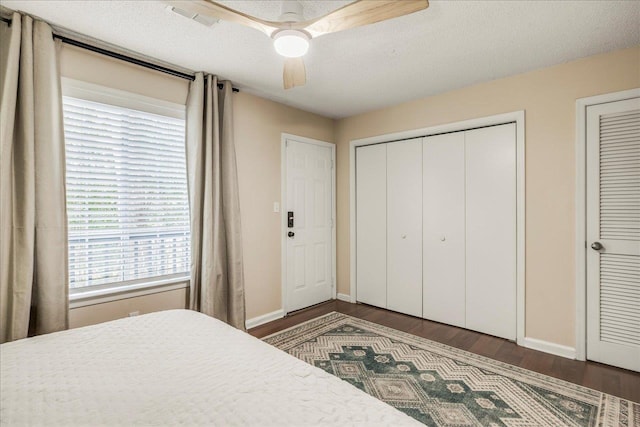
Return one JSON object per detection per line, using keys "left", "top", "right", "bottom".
{"left": 288, "top": 231, "right": 295, "bottom": 238}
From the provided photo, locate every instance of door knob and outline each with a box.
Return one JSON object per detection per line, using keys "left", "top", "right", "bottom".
{"left": 591, "top": 241, "right": 603, "bottom": 251}
{"left": 288, "top": 231, "right": 295, "bottom": 238}
{"left": 401, "top": 234, "right": 407, "bottom": 239}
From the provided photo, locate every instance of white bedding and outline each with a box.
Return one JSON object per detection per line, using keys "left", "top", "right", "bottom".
{"left": 0, "top": 309, "right": 420, "bottom": 426}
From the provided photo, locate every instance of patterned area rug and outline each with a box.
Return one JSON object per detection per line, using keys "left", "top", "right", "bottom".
{"left": 264, "top": 312, "right": 639, "bottom": 427}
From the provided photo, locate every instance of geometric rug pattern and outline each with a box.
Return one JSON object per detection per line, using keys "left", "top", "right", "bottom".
{"left": 264, "top": 312, "right": 639, "bottom": 427}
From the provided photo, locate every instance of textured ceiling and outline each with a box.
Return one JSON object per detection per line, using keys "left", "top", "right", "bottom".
{"left": 3, "top": 0, "right": 639, "bottom": 118}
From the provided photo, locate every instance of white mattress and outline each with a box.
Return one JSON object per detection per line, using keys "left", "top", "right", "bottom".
{"left": 1, "top": 309, "right": 420, "bottom": 426}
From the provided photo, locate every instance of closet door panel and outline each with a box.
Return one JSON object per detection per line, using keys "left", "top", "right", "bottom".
{"left": 423, "top": 133, "right": 466, "bottom": 327}
{"left": 387, "top": 138, "right": 423, "bottom": 317}
{"left": 355, "top": 144, "right": 387, "bottom": 308}
{"left": 465, "top": 124, "right": 517, "bottom": 340}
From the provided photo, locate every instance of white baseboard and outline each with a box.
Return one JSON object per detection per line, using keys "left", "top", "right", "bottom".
{"left": 521, "top": 337, "right": 576, "bottom": 359}
{"left": 336, "top": 293, "right": 352, "bottom": 303}
{"left": 245, "top": 309, "right": 284, "bottom": 330}
{"left": 248, "top": 307, "right": 576, "bottom": 360}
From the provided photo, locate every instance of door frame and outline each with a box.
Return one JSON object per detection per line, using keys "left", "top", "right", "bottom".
{"left": 350, "top": 111, "right": 526, "bottom": 345}
{"left": 574, "top": 88, "right": 640, "bottom": 361}
{"left": 281, "top": 133, "right": 336, "bottom": 315}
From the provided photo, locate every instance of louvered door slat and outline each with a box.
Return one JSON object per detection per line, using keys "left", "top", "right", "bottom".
{"left": 601, "top": 155, "right": 640, "bottom": 162}
{"left": 601, "top": 111, "right": 640, "bottom": 121}
{"left": 600, "top": 309, "right": 640, "bottom": 324}
{"left": 601, "top": 325, "right": 640, "bottom": 337}
{"left": 601, "top": 255, "right": 640, "bottom": 271}
{"left": 601, "top": 189, "right": 640, "bottom": 194}
{"left": 600, "top": 148, "right": 640, "bottom": 156}
{"left": 600, "top": 126, "right": 640, "bottom": 135}
{"left": 601, "top": 110, "right": 640, "bottom": 121}
{"left": 601, "top": 136, "right": 639, "bottom": 145}
{"left": 600, "top": 125, "right": 640, "bottom": 133}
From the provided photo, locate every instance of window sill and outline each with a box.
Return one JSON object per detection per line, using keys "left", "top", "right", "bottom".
{"left": 69, "top": 276, "right": 190, "bottom": 309}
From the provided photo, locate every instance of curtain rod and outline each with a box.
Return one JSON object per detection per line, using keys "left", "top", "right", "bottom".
{"left": 0, "top": 14, "right": 239, "bottom": 93}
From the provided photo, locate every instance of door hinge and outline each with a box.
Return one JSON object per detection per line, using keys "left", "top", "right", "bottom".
{"left": 330, "top": 219, "right": 334, "bottom": 227}
{"left": 330, "top": 160, "right": 334, "bottom": 169}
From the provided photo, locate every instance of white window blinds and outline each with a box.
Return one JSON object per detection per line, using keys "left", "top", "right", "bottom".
{"left": 63, "top": 96, "right": 190, "bottom": 290}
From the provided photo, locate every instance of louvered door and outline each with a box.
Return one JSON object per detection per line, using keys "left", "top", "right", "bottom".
{"left": 586, "top": 96, "right": 640, "bottom": 372}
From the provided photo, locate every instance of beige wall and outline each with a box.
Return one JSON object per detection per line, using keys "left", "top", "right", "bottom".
{"left": 60, "top": 44, "right": 335, "bottom": 326}
{"left": 60, "top": 44, "right": 189, "bottom": 104}
{"left": 70, "top": 289, "right": 188, "bottom": 328}
{"left": 233, "top": 93, "right": 335, "bottom": 319}
{"left": 335, "top": 46, "right": 640, "bottom": 348}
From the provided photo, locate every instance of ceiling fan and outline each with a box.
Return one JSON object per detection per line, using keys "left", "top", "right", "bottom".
{"left": 165, "top": 0, "right": 429, "bottom": 89}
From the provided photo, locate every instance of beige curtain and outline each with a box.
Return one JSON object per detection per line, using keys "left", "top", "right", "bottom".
{"left": 186, "top": 73, "right": 245, "bottom": 330}
{"left": 0, "top": 12, "right": 68, "bottom": 343}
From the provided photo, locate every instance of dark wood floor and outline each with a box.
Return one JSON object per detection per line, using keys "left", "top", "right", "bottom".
{"left": 250, "top": 300, "right": 640, "bottom": 403}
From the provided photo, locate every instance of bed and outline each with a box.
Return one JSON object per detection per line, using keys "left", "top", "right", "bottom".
{"left": 0, "top": 309, "right": 420, "bottom": 426}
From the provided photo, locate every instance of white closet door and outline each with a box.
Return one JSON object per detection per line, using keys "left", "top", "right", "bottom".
{"left": 355, "top": 144, "right": 387, "bottom": 308}
{"left": 387, "top": 138, "right": 423, "bottom": 317}
{"left": 465, "top": 124, "right": 517, "bottom": 340}
{"left": 586, "top": 97, "right": 640, "bottom": 372}
{"left": 423, "top": 132, "right": 466, "bottom": 328}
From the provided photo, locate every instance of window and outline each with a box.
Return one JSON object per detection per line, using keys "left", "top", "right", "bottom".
{"left": 62, "top": 80, "right": 190, "bottom": 294}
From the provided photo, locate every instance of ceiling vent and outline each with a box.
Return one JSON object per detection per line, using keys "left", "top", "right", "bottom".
{"left": 166, "top": 5, "right": 219, "bottom": 27}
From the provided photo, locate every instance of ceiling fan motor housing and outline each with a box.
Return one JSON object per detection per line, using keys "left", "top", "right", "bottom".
{"left": 278, "top": 1, "right": 304, "bottom": 22}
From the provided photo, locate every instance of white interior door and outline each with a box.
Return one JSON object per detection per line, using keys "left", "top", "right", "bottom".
{"left": 465, "top": 124, "right": 517, "bottom": 340}
{"left": 285, "top": 138, "right": 333, "bottom": 313}
{"left": 355, "top": 144, "right": 387, "bottom": 308}
{"left": 387, "top": 138, "right": 423, "bottom": 317}
{"left": 423, "top": 132, "right": 466, "bottom": 328}
{"left": 586, "top": 97, "right": 640, "bottom": 372}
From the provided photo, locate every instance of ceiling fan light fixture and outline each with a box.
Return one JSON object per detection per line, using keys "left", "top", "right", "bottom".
{"left": 273, "top": 30, "right": 310, "bottom": 58}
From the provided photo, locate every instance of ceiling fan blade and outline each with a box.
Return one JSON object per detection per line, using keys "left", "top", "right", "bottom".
{"left": 283, "top": 58, "right": 306, "bottom": 90}
{"left": 297, "top": 0, "right": 429, "bottom": 37}
{"left": 165, "top": 0, "right": 279, "bottom": 35}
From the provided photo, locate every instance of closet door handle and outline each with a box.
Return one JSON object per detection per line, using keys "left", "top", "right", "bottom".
{"left": 401, "top": 234, "right": 407, "bottom": 239}
{"left": 591, "top": 241, "right": 603, "bottom": 251}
